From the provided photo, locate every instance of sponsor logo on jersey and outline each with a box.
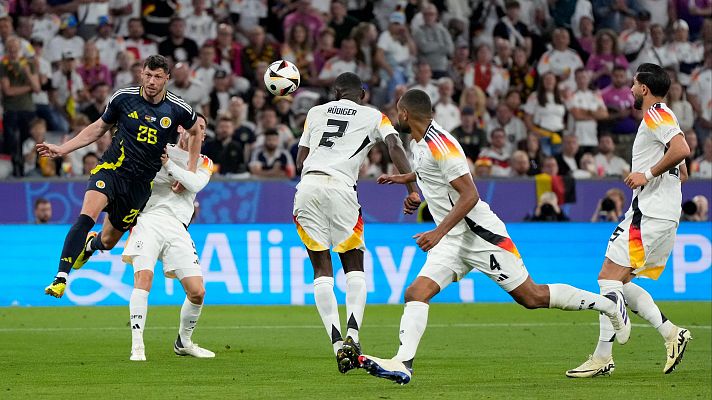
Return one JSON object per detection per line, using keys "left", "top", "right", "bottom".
{"left": 160, "top": 117, "right": 172, "bottom": 128}
{"left": 327, "top": 106, "right": 357, "bottom": 116}
{"left": 128, "top": 111, "right": 138, "bottom": 119}
{"left": 95, "top": 180, "right": 105, "bottom": 189}
{"left": 144, "top": 115, "right": 156, "bottom": 122}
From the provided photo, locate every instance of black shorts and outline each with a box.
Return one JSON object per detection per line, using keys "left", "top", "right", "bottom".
{"left": 87, "top": 170, "right": 152, "bottom": 232}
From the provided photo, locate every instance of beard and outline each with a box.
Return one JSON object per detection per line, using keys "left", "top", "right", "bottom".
{"left": 396, "top": 120, "right": 411, "bottom": 134}
{"left": 633, "top": 93, "right": 644, "bottom": 110}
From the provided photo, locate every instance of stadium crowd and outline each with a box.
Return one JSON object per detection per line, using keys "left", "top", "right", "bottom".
{"left": 0, "top": 0, "right": 710, "bottom": 185}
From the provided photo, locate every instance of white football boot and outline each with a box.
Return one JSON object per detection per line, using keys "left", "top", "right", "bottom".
{"left": 130, "top": 345, "right": 146, "bottom": 361}
{"left": 566, "top": 355, "right": 615, "bottom": 378}
{"left": 174, "top": 335, "right": 215, "bottom": 358}
{"left": 663, "top": 327, "right": 692, "bottom": 374}
{"left": 359, "top": 355, "right": 412, "bottom": 385}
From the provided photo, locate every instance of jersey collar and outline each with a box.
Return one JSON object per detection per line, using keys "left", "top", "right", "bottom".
{"left": 139, "top": 86, "right": 167, "bottom": 106}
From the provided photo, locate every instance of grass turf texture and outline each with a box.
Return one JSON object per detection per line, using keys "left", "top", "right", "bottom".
{"left": 1, "top": 302, "right": 710, "bottom": 399}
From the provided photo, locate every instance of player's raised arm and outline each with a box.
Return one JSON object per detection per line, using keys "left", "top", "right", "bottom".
{"left": 35, "top": 118, "right": 112, "bottom": 158}
{"left": 384, "top": 134, "right": 419, "bottom": 195}
{"left": 184, "top": 117, "right": 203, "bottom": 173}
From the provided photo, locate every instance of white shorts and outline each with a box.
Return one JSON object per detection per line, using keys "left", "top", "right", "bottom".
{"left": 418, "top": 216, "right": 529, "bottom": 293}
{"left": 605, "top": 207, "right": 678, "bottom": 280}
{"left": 122, "top": 212, "right": 202, "bottom": 280}
{"left": 293, "top": 174, "right": 364, "bottom": 253}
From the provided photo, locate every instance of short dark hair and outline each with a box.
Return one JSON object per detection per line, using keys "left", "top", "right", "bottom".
{"left": 83, "top": 152, "right": 99, "bottom": 163}
{"left": 264, "top": 128, "right": 279, "bottom": 137}
{"left": 34, "top": 198, "right": 49, "bottom": 209}
{"left": 143, "top": 55, "right": 170, "bottom": 74}
{"left": 334, "top": 72, "right": 363, "bottom": 94}
{"left": 635, "top": 63, "right": 671, "bottom": 97}
{"left": 399, "top": 89, "right": 433, "bottom": 118}
{"left": 195, "top": 112, "right": 207, "bottom": 124}
{"left": 612, "top": 65, "right": 627, "bottom": 74}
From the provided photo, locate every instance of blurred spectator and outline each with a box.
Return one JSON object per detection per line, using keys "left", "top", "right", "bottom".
{"left": 567, "top": 68, "right": 608, "bottom": 152}
{"left": 448, "top": 40, "right": 470, "bottom": 91}
{"left": 313, "top": 28, "right": 338, "bottom": 78}
{"left": 409, "top": 61, "right": 439, "bottom": 104}
{"left": 594, "top": 133, "right": 630, "bottom": 176}
{"left": 573, "top": 15, "right": 595, "bottom": 61}
{"left": 667, "top": 82, "right": 695, "bottom": 132}
{"left": 34, "top": 197, "right": 52, "bottom": 224}
{"left": 377, "top": 13, "right": 415, "bottom": 98}
{"left": 22, "top": 118, "right": 46, "bottom": 176}
{"left": 412, "top": 3, "right": 453, "bottom": 79}
{"left": 523, "top": 72, "right": 566, "bottom": 155}
{"left": 159, "top": 17, "right": 199, "bottom": 64}
{"left": 283, "top": 0, "right": 325, "bottom": 44}
{"left": 492, "top": 37, "right": 513, "bottom": 70}
{"left": 63, "top": 114, "right": 93, "bottom": 175}
{"left": 77, "top": 42, "right": 112, "bottom": 88}
{"left": 255, "top": 107, "right": 294, "bottom": 149}
{"left": 592, "top": 0, "right": 640, "bottom": 32}
{"left": 555, "top": 134, "right": 584, "bottom": 177}
{"left": 193, "top": 45, "right": 219, "bottom": 93}
{"left": 518, "top": 132, "right": 545, "bottom": 174}
{"left": 508, "top": 47, "right": 537, "bottom": 101}
{"left": 282, "top": 23, "right": 315, "bottom": 86}
{"left": 329, "top": 0, "right": 359, "bottom": 47}
{"left": 693, "top": 195, "right": 709, "bottom": 221}
{"left": 692, "top": 137, "right": 712, "bottom": 178}
{"left": 578, "top": 152, "right": 598, "bottom": 176}
{"left": 30, "top": 0, "right": 61, "bottom": 45}
{"left": 110, "top": 0, "right": 141, "bottom": 38}
{"left": 634, "top": 24, "right": 677, "bottom": 70}
{"left": 317, "top": 37, "right": 368, "bottom": 87}
{"left": 433, "top": 77, "right": 459, "bottom": 131}
{"left": 28, "top": 37, "right": 68, "bottom": 133}
{"left": 473, "top": 157, "right": 493, "bottom": 178}
{"left": 536, "top": 28, "right": 583, "bottom": 93}
{"left": 639, "top": 0, "right": 670, "bottom": 27}
{"left": 167, "top": 62, "right": 209, "bottom": 114}
{"left": 114, "top": 58, "right": 141, "bottom": 89}
{"left": 591, "top": 187, "right": 626, "bottom": 222}
{"left": 680, "top": 199, "right": 699, "bottom": 221}
{"left": 464, "top": 43, "right": 509, "bottom": 99}
{"left": 226, "top": 96, "right": 257, "bottom": 159}
{"left": 82, "top": 82, "right": 111, "bottom": 122}
{"left": 352, "top": 22, "right": 381, "bottom": 90}
{"left": 202, "top": 116, "right": 248, "bottom": 176}
{"left": 273, "top": 95, "right": 296, "bottom": 129}
{"left": 206, "top": 69, "right": 236, "bottom": 121}
{"left": 1, "top": 36, "right": 40, "bottom": 176}
{"left": 46, "top": 14, "right": 85, "bottom": 64}
{"left": 620, "top": 10, "right": 652, "bottom": 67}
{"left": 493, "top": 1, "right": 532, "bottom": 55}
{"left": 509, "top": 150, "right": 531, "bottom": 177}
{"left": 488, "top": 103, "right": 527, "bottom": 156}
{"left": 600, "top": 66, "right": 637, "bottom": 135}
{"left": 686, "top": 50, "right": 712, "bottom": 137}
{"left": 141, "top": 0, "right": 177, "bottom": 41}
{"left": 586, "top": 29, "right": 629, "bottom": 89}
{"left": 683, "top": 0, "right": 712, "bottom": 40}
{"left": 360, "top": 142, "right": 391, "bottom": 179}
{"left": 249, "top": 129, "right": 296, "bottom": 178}
{"left": 526, "top": 191, "right": 569, "bottom": 221}
{"left": 684, "top": 129, "right": 700, "bottom": 172}
{"left": 91, "top": 16, "right": 125, "bottom": 72}
{"left": 459, "top": 86, "right": 490, "bottom": 129}
{"left": 82, "top": 151, "right": 99, "bottom": 175}
{"left": 452, "top": 106, "right": 488, "bottom": 162}
{"left": 211, "top": 23, "right": 242, "bottom": 76}
{"left": 185, "top": 0, "right": 217, "bottom": 48}
{"left": 469, "top": 0, "right": 505, "bottom": 48}
{"left": 668, "top": 19, "right": 703, "bottom": 87}
{"left": 478, "top": 128, "right": 511, "bottom": 177}
{"left": 124, "top": 17, "right": 158, "bottom": 62}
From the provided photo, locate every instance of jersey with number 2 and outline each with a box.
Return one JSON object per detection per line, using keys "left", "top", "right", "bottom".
{"left": 299, "top": 99, "right": 397, "bottom": 187}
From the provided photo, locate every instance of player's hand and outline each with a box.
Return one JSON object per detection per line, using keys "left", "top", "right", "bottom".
{"left": 172, "top": 181, "right": 186, "bottom": 193}
{"left": 413, "top": 229, "right": 444, "bottom": 252}
{"left": 35, "top": 142, "right": 64, "bottom": 158}
{"left": 161, "top": 149, "right": 169, "bottom": 165}
{"left": 403, "top": 192, "right": 421, "bottom": 215}
{"left": 377, "top": 174, "right": 406, "bottom": 185}
{"left": 624, "top": 172, "right": 647, "bottom": 189}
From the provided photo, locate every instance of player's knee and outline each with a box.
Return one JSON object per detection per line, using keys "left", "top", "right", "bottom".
{"left": 134, "top": 272, "right": 153, "bottom": 291}
{"left": 404, "top": 285, "right": 428, "bottom": 303}
{"left": 187, "top": 287, "right": 205, "bottom": 304}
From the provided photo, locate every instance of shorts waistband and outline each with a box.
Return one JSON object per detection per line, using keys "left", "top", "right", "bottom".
{"left": 300, "top": 173, "right": 356, "bottom": 190}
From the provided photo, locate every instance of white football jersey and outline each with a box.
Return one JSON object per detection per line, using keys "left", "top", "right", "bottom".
{"left": 630, "top": 103, "right": 684, "bottom": 222}
{"left": 411, "top": 121, "right": 506, "bottom": 237}
{"left": 142, "top": 144, "right": 213, "bottom": 226}
{"left": 299, "top": 99, "right": 397, "bottom": 187}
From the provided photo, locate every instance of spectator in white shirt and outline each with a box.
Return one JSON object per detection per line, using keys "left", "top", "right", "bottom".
{"left": 91, "top": 16, "right": 125, "bottom": 71}
{"left": 167, "top": 62, "right": 209, "bottom": 114}
{"left": 594, "top": 132, "right": 630, "bottom": 177}
{"left": 667, "top": 82, "right": 695, "bottom": 132}
{"left": 433, "top": 77, "right": 460, "bottom": 132}
{"left": 633, "top": 24, "right": 677, "bottom": 71}
{"left": 409, "top": 61, "right": 439, "bottom": 104}
{"left": 29, "top": 0, "right": 60, "bottom": 45}
{"left": 46, "top": 14, "right": 85, "bottom": 65}
{"left": 692, "top": 137, "right": 712, "bottom": 178}
{"left": 478, "top": 128, "right": 512, "bottom": 177}
{"left": 566, "top": 68, "right": 608, "bottom": 152}
{"left": 488, "top": 102, "right": 527, "bottom": 156}
{"left": 536, "top": 28, "right": 583, "bottom": 93}
{"left": 185, "top": 0, "right": 216, "bottom": 47}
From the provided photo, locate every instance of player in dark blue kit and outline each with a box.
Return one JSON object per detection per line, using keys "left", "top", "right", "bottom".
{"left": 37, "top": 55, "right": 202, "bottom": 298}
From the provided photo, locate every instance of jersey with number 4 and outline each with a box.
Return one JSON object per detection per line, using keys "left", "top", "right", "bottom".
{"left": 299, "top": 99, "right": 397, "bottom": 187}
{"left": 99, "top": 86, "right": 197, "bottom": 182}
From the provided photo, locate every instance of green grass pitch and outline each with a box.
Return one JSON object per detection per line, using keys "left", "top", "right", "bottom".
{"left": 1, "top": 302, "right": 710, "bottom": 399}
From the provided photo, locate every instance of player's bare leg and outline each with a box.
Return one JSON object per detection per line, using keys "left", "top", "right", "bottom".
{"left": 360, "top": 277, "right": 440, "bottom": 385}
{"left": 174, "top": 276, "right": 214, "bottom": 358}
{"left": 45, "top": 190, "right": 107, "bottom": 298}
{"left": 338, "top": 249, "right": 366, "bottom": 369}
{"left": 128, "top": 267, "right": 153, "bottom": 361}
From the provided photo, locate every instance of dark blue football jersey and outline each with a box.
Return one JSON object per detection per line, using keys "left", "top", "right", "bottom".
{"left": 97, "top": 86, "right": 197, "bottom": 182}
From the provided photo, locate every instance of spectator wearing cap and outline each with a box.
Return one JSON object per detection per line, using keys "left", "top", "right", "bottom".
{"left": 478, "top": 128, "right": 512, "bottom": 177}
{"left": 124, "top": 17, "right": 158, "bottom": 62}
{"left": 30, "top": 0, "right": 61, "bottom": 45}
{"left": 77, "top": 41, "right": 112, "bottom": 88}
{"left": 46, "top": 14, "right": 85, "bottom": 65}
{"left": 185, "top": 0, "right": 217, "bottom": 48}
{"left": 452, "top": 106, "right": 488, "bottom": 162}
{"left": 0, "top": 36, "right": 40, "bottom": 176}
{"left": 167, "top": 62, "right": 209, "bottom": 115}
{"left": 487, "top": 103, "right": 527, "bottom": 156}
{"left": 329, "top": 0, "right": 359, "bottom": 48}
{"left": 283, "top": 0, "right": 325, "bottom": 45}
{"left": 207, "top": 69, "right": 236, "bottom": 121}
{"left": 412, "top": 3, "right": 453, "bottom": 79}
{"left": 376, "top": 12, "right": 415, "bottom": 99}
{"left": 536, "top": 28, "right": 583, "bottom": 93}
{"left": 493, "top": 1, "right": 532, "bottom": 55}
{"left": 592, "top": 0, "right": 640, "bottom": 32}
{"left": 409, "top": 61, "right": 439, "bottom": 104}
{"left": 159, "top": 17, "right": 199, "bottom": 64}
{"left": 585, "top": 29, "right": 629, "bottom": 89}
{"left": 241, "top": 26, "right": 280, "bottom": 84}
{"left": 249, "top": 128, "right": 296, "bottom": 179}
{"left": 433, "top": 77, "right": 460, "bottom": 132}
{"left": 566, "top": 68, "right": 608, "bottom": 152}
{"left": 619, "top": 10, "right": 652, "bottom": 65}
{"left": 91, "top": 16, "right": 125, "bottom": 71}
{"left": 668, "top": 19, "right": 704, "bottom": 86}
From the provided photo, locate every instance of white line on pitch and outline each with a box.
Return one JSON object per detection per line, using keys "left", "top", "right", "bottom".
{"left": 0, "top": 322, "right": 710, "bottom": 332}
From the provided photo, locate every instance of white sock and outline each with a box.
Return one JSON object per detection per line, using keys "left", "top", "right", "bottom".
{"left": 129, "top": 288, "right": 149, "bottom": 348}
{"left": 179, "top": 297, "right": 203, "bottom": 346}
{"left": 624, "top": 282, "right": 676, "bottom": 341}
{"left": 394, "top": 301, "right": 429, "bottom": 365}
{"left": 548, "top": 283, "right": 616, "bottom": 314}
{"left": 593, "top": 279, "right": 623, "bottom": 360}
{"left": 56, "top": 272, "right": 68, "bottom": 279}
{"left": 345, "top": 271, "right": 367, "bottom": 343}
{"left": 314, "top": 276, "right": 343, "bottom": 355}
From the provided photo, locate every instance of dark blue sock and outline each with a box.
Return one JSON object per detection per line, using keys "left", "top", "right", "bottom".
{"left": 58, "top": 214, "right": 95, "bottom": 274}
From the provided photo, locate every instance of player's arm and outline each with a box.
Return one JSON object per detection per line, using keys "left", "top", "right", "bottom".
{"left": 384, "top": 134, "right": 419, "bottom": 195}
{"left": 164, "top": 155, "right": 212, "bottom": 193}
{"left": 36, "top": 118, "right": 111, "bottom": 158}
{"left": 296, "top": 145, "right": 309, "bottom": 173}
{"left": 295, "top": 109, "right": 314, "bottom": 174}
{"left": 680, "top": 162, "right": 689, "bottom": 183}
{"left": 625, "top": 133, "right": 690, "bottom": 189}
{"left": 413, "top": 174, "right": 479, "bottom": 252}
{"left": 184, "top": 120, "right": 202, "bottom": 173}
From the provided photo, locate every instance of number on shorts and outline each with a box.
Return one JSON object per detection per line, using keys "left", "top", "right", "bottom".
{"left": 318, "top": 119, "right": 349, "bottom": 148}
{"left": 122, "top": 208, "right": 140, "bottom": 225}
{"left": 137, "top": 125, "right": 158, "bottom": 144}
{"left": 489, "top": 254, "right": 501, "bottom": 271}
{"left": 609, "top": 226, "right": 624, "bottom": 242}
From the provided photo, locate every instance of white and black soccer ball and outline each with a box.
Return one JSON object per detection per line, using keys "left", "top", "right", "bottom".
{"left": 264, "top": 60, "right": 300, "bottom": 96}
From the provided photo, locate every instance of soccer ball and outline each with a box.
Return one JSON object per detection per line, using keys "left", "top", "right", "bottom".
{"left": 264, "top": 60, "right": 300, "bottom": 96}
